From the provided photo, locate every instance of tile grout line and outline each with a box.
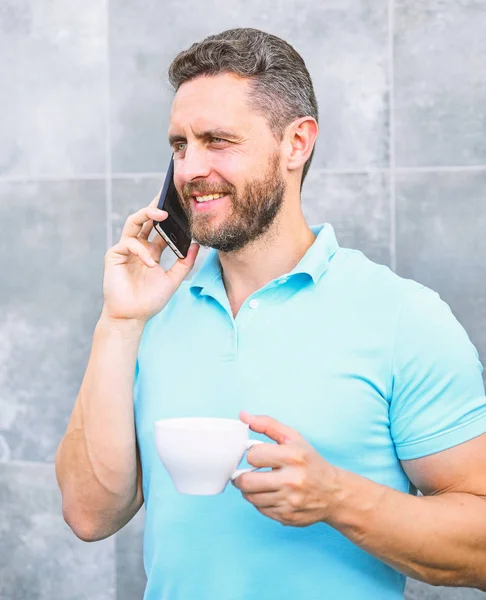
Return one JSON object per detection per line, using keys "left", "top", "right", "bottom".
{"left": 111, "top": 171, "right": 164, "bottom": 180}
{"left": 111, "top": 169, "right": 385, "bottom": 178}
{"left": 2, "top": 165, "right": 486, "bottom": 185}
{"left": 0, "top": 164, "right": 486, "bottom": 185}
{"left": 389, "top": 0, "right": 397, "bottom": 273}
{"left": 395, "top": 165, "right": 486, "bottom": 173}
{"left": 1, "top": 459, "right": 54, "bottom": 467}
{"left": 105, "top": 0, "right": 113, "bottom": 251}
{"left": 0, "top": 174, "right": 107, "bottom": 182}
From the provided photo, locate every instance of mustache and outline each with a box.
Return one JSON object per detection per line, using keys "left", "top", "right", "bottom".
{"left": 182, "top": 181, "right": 236, "bottom": 199}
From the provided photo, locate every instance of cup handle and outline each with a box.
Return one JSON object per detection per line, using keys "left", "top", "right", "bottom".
{"left": 230, "top": 439, "right": 264, "bottom": 481}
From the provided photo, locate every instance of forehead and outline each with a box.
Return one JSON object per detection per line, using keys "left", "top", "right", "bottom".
{"left": 169, "top": 73, "right": 265, "bottom": 135}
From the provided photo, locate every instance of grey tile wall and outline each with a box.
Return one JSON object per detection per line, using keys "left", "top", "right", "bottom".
{"left": 394, "top": 0, "right": 486, "bottom": 167}
{"left": 0, "top": 462, "right": 115, "bottom": 600}
{"left": 115, "top": 508, "right": 146, "bottom": 600}
{"left": 0, "top": 180, "right": 105, "bottom": 463}
{"left": 1, "top": 0, "right": 485, "bottom": 599}
{"left": 302, "top": 170, "right": 391, "bottom": 266}
{"left": 405, "top": 580, "right": 486, "bottom": 600}
{"left": 0, "top": 1, "right": 108, "bottom": 177}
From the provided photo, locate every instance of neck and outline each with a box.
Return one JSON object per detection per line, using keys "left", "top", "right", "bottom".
{"left": 219, "top": 199, "right": 316, "bottom": 316}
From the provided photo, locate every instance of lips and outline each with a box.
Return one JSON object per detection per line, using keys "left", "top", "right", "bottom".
{"left": 193, "top": 192, "right": 226, "bottom": 203}
{"left": 190, "top": 194, "right": 229, "bottom": 212}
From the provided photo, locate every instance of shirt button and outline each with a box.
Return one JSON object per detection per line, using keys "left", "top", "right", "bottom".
{"left": 249, "top": 299, "right": 259, "bottom": 309}
{"left": 277, "top": 278, "right": 288, "bottom": 285}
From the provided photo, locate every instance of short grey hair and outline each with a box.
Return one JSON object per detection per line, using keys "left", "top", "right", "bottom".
{"left": 168, "top": 28, "right": 319, "bottom": 187}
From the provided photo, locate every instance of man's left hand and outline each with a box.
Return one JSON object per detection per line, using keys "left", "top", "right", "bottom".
{"left": 232, "top": 411, "right": 341, "bottom": 527}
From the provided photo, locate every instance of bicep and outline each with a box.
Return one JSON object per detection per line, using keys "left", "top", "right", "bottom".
{"left": 401, "top": 433, "right": 486, "bottom": 497}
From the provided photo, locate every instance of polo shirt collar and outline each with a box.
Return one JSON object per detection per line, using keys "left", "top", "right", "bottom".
{"left": 189, "top": 223, "right": 339, "bottom": 297}
{"left": 189, "top": 247, "right": 222, "bottom": 298}
{"left": 291, "top": 223, "right": 339, "bottom": 283}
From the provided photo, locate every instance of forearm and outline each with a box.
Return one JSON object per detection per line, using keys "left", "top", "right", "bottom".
{"left": 326, "top": 468, "right": 486, "bottom": 589}
{"left": 56, "top": 314, "right": 145, "bottom": 536}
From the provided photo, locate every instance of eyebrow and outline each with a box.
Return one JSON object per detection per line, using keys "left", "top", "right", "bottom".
{"left": 168, "top": 129, "right": 239, "bottom": 146}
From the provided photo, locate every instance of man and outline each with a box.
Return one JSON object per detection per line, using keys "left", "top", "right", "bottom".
{"left": 56, "top": 28, "right": 486, "bottom": 599}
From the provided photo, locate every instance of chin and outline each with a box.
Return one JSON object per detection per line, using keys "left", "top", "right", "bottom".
{"left": 192, "top": 212, "right": 228, "bottom": 233}
{"left": 191, "top": 221, "right": 233, "bottom": 250}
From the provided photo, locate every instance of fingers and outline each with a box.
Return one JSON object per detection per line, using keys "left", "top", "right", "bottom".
{"left": 138, "top": 192, "right": 164, "bottom": 241}
{"left": 165, "top": 243, "right": 200, "bottom": 285}
{"left": 150, "top": 223, "right": 169, "bottom": 254}
{"left": 121, "top": 206, "right": 167, "bottom": 240}
{"left": 232, "top": 471, "right": 282, "bottom": 494}
{"left": 139, "top": 217, "right": 170, "bottom": 247}
{"left": 242, "top": 491, "right": 279, "bottom": 509}
{"left": 148, "top": 192, "right": 161, "bottom": 208}
{"left": 239, "top": 412, "right": 301, "bottom": 445}
{"left": 111, "top": 237, "right": 158, "bottom": 268}
{"left": 138, "top": 219, "right": 155, "bottom": 241}
{"left": 246, "top": 443, "right": 296, "bottom": 469}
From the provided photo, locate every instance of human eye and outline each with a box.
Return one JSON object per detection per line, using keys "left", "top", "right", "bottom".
{"left": 173, "top": 142, "right": 187, "bottom": 153}
{"left": 210, "top": 137, "right": 227, "bottom": 145}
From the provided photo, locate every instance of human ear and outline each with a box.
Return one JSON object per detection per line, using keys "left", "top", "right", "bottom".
{"left": 283, "top": 117, "right": 318, "bottom": 174}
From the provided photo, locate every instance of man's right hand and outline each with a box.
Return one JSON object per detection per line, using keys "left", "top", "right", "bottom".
{"left": 102, "top": 195, "right": 199, "bottom": 323}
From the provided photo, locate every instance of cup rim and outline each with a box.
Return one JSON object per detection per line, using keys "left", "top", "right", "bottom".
{"left": 154, "top": 417, "right": 248, "bottom": 432}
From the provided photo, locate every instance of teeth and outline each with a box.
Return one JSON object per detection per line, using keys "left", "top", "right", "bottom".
{"left": 195, "top": 193, "right": 225, "bottom": 203}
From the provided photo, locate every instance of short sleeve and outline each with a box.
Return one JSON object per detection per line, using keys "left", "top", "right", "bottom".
{"left": 390, "top": 286, "right": 486, "bottom": 460}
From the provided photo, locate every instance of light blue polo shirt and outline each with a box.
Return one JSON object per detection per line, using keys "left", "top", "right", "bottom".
{"left": 134, "top": 223, "right": 486, "bottom": 600}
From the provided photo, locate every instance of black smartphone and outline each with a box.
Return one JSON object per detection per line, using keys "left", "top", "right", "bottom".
{"left": 153, "top": 156, "right": 192, "bottom": 259}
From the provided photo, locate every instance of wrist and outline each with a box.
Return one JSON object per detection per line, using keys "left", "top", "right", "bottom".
{"left": 97, "top": 311, "right": 147, "bottom": 336}
{"left": 323, "top": 467, "right": 386, "bottom": 545}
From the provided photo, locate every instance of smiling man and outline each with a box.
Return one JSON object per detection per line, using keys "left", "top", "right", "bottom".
{"left": 56, "top": 28, "right": 486, "bottom": 600}
{"left": 169, "top": 71, "right": 300, "bottom": 261}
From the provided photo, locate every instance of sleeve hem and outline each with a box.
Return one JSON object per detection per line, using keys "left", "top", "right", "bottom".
{"left": 396, "top": 411, "right": 486, "bottom": 460}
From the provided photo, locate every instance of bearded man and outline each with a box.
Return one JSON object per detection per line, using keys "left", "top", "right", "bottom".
{"left": 56, "top": 28, "right": 486, "bottom": 600}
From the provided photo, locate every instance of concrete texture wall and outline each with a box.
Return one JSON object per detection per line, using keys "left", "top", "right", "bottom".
{"left": 1, "top": 1, "right": 485, "bottom": 599}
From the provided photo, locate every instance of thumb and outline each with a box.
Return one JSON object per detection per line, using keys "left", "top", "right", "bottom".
{"left": 166, "top": 243, "right": 200, "bottom": 284}
{"left": 239, "top": 411, "right": 301, "bottom": 445}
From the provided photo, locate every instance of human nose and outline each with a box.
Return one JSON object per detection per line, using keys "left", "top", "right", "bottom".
{"left": 177, "top": 145, "right": 212, "bottom": 182}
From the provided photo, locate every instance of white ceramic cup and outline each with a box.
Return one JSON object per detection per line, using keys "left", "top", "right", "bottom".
{"left": 154, "top": 417, "right": 263, "bottom": 495}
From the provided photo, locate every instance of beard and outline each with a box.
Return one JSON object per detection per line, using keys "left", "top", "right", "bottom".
{"left": 180, "top": 152, "right": 286, "bottom": 253}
